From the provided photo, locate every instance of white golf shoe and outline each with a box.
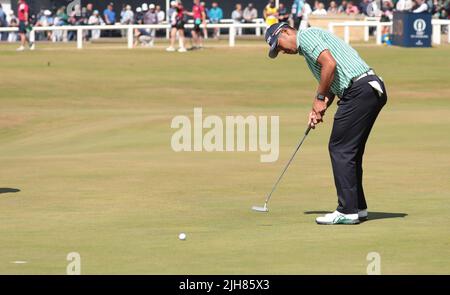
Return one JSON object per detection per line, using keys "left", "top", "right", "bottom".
{"left": 358, "top": 209, "right": 368, "bottom": 221}
{"left": 16, "top": 46, "right": 25, "bottom": 51}
{"left": 166, "top": 46, "right": 176, "bottom": 52}
{"left": 316, "top": 211, "right": 360, "bottom": 225}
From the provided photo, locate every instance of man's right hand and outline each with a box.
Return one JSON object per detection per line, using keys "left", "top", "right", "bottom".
{"left": 308, "top": 110, "right": 322, "bottom": 129}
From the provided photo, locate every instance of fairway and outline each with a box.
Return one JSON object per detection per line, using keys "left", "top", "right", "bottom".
{"left": 1, "top": 43, "right": 449, "bottom": 274}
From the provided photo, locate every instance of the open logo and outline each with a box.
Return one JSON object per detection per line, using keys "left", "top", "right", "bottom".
{"left": 413, "top": 19, "right": 426, "bottom": 34}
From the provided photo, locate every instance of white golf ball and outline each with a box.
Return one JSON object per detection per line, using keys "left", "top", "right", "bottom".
{"left": 178, "top": 233, "right": 186, "bottom": 240}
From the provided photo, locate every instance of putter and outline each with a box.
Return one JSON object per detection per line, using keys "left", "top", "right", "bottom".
{"left": 252, "top": 125, "right": 312, "bottom": 213}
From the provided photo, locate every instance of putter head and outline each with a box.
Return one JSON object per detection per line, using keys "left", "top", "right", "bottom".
{"left": 252, "top": 204, "right": 269, "bottom": 213}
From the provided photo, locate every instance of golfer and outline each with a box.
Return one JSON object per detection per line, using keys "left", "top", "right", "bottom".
{"left": 265, "top": 23, "right": 387, "bottom": 225}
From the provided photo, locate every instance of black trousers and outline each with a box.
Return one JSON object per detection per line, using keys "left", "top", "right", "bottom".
{"left": 329, "top": 75, "right": 387, "bottom": 214}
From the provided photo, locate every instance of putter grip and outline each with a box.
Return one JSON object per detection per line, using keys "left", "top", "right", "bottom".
{"left": 305, "top": 125, "right": 312, "bottom": 135}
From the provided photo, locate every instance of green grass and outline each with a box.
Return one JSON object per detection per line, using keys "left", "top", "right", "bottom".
{"left": 0, "top": 41, "right": 449, "bottom": 274}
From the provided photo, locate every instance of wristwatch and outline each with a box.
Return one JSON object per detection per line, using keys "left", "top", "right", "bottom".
{"left": 316, "top": 93, "right": 326, "bottom": 101}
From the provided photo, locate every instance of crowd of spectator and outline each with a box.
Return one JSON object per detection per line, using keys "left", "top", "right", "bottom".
{"left": 258, "top": 0, "right": 449, "bottom": 29}
{"left": 0, "top": 0, "right": 449, "bottom": 44}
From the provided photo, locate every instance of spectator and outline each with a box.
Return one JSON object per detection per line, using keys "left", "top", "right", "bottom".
{"left": 53, "top": 6, "right": 68, "bottom": 42}
{"left": 366, "top": 0, "right": 381, "bottom": 16}
{"left": 328, "top": 1, "right": 339, "bottom": 13}
{"left": 8, "top": 12, "right": 18, "bottom": 42}
{"left": 17, "top": 0, "right": 34, "bottom": 51}
{"left": 435, "top": 2, "right": 448, "bottom": 26}
{"left": 300, "top": 0, "right": 312, "bottom": 30}
{"left": 167, "top": 1, "right": 187, "bottom": 52}
{"left": 36, "top": 10, "right": 53, "bottom": 40}
{"left": 120, "top": 4, "right": 126, "bottom": 23}
{"left": 68, "top": 3, "right": 83, "bottom": 40}
{"left": 346, "top": 1, "right": 360, "bottom": 14}
{"left": 360, "top": 0, "right": 370, "bottom": 15}
{"left": 167, "top": 0, "right": 178, "bottom": 23}
{"left": 55, "top": 6, "right": 69, "bottom": 26}
{"left": 168, "top": 1, "right": 178, "bottom": 23}
{"left": 278, "top": 3, "right": 290, "bottom": 22}
{"left": 243, "top": 2, "right": 257, "bottom": 36}
{"left": 201, "top": 1, "right": 209, "bottom": 19}
{"left": 103, "top": 2, "right": 116, "bottom": 25}
{"left": 312, "top": 2, "right": 328, "bottom": 15}
{"left": 186, "top": 0, "right": 206, "bottom": 49}
{"left": 396, "top": 0, "right": 414, "bottom": 10}
{"left": 313, "top": 0, "right": 320, "bottom": 11}
{"left": 86, "top": 3, "right": 94, "bottom": 19}
{"left": 135, "top": 7, "right": 143, "bottom": 24}
{"left": 144, "top": 4, "right": 158, "bottom": 25}
{"left": 232, "top": 3, "right": 243, "bottom": 22}
{"left": 103, "top": 2, "right": 115, "bottom": 38}
{"left": 243, "top": 3, "right": 258, "bottom": 23}
{"left": 291, "top": 0, "right": 305, "bottom": 30}
{"left": 0, "top": 4, "right": 7, "bottom": 41}
{"left": 71, "top": 4, "right": 84, "bottom": 26}
{"left": 155, "top": 4, "right": 165, "bottom": 37}
{"left": 380, "top": 0, "right": 394, "bottom": 45}
{"left": 119, "top": 4, "right": 133, "bottom": 38}
{"left": 134, "top": 27, "right": 153, "bottom": 47}
{"left": 156, "top": 5, "right": 165, "bottom": 23}
{"left": 427, "top": 0, "right": 434, "bottom": 12}
{"left": 121, "top": 5, "right": 134, "bottom": 24}
{"left": 200, "top": 1, "right": 208, "bottom": 39}
{"left": 144, "top": 3, "right": 158, "bottom": 46}
{"left": 382, "top": 0, "right": 395, "bottom": 16}
{"left": 88, "top": 10, "right": 103, "bottom": 40}
{"left": 141, "top": 3, "right": 148, "bottom": 14}
{"left": 208, "top": 2, "right": 223, "bottom": 38}
{"left": 264, "top": 0, "right": 279, "bottom": 26}
{"left": 338, "top": 0, "right": 348, "bottom": 13}
{"left": 0, "top": 4, "right": 6, "bottom": 24}
{"left": 413, "top": 0, "right": 429, "bottom": 12}
{"left": 231, "top": 3, "right": 243, "bottom": 35}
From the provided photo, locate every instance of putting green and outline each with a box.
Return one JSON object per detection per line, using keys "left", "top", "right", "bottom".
{"left": 0, "top": 42, "right": 449, "bottom": 274}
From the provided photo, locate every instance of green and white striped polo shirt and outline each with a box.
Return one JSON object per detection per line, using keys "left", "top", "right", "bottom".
{"left": 297, "top": 27, "right": 370, "bottom": 97}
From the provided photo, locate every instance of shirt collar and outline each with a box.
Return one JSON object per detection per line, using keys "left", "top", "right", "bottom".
{"left": 296, "top": 29, "right": 305, "bottom": 56}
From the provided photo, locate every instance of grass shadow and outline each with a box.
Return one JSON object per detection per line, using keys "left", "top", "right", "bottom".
{"left": 304, "top": 210, "right": 408, "bottom": 221}
{"left": 0, "top": 188, "right": 20, "bottom": 195}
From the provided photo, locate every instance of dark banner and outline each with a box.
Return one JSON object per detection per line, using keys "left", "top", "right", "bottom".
{"left": 392, "top": 11, "right": 432, "bottom": 47}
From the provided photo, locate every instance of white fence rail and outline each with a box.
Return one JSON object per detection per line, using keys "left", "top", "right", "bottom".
{"left": 328, "top": 19, "right": 450, "bottom": 45}
{"left": 1, "top": 19, "right": 449, "bottom": 49}
{"left": 431, "top": 19, "right": 450, "bottom": 44}
{"left": 328, "top": 21, "right": 393, "bottom": 45}
{"left": 0, "top": 22, "right": 268, "bottom": 49}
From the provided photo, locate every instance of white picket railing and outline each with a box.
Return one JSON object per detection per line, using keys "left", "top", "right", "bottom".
{"left": 0, "top": 22, "right": 268, "bottom": 49}
{"left": 329, "top": 21, "right": 392, "bottom": 45}
{"left": 1, "top": 19, "right": 449, "bottom": 48}
{"left": 431, "top": 19, "right": 450, "bottom": 45}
